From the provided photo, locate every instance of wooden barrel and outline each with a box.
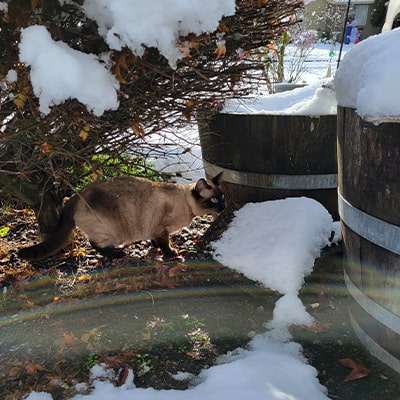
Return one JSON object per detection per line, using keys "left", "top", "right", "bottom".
{"left": 198, "top": 112, "right": 338, "bottom": 219}
{"left": 337, "top": 106, "right": 400, "bottom": 374}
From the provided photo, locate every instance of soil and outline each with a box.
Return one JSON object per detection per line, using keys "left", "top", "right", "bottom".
{"left": 0, "top": 206, "right": 400, "bottom": 399}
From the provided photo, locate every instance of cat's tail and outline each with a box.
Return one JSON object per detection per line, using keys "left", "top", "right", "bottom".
{"left": 18, "top": 200, "right": 76, "bottom": 261}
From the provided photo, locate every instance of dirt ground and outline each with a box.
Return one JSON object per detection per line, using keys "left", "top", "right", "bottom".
{"left": 0, "top": 207, "right": 400, "bottom": 399}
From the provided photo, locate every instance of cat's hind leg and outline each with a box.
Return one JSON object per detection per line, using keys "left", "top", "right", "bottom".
{"left": 90, "top": 241, "right": 126, "bottom": 258}
{"left": 151, "top": 233, "right": 180, "bottom": 261}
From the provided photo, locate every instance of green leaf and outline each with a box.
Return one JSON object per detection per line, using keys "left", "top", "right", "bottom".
{"left": 0, "top": 226, "right": 10, "bottom": 237}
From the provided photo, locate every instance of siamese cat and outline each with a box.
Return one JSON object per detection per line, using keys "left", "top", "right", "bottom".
{"left": 18, "top": 173, "right": 224, "bottom": 261}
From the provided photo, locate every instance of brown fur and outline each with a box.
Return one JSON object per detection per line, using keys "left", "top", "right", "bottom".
{"left": 18, "top": 174, "right": 224, "bottom": 261}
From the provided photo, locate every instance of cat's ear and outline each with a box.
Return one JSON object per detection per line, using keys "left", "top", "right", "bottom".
{"left": 212, "top": 171, "right": 223, "bottom": 186}
{"left": 195, "top": 178, "right": 211, "bottom": 198}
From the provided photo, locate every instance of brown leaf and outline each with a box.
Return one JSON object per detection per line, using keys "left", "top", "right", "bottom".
{"left": 306, "top": 321, "right": 332, "bottom": 333}
{"left": 338, "top": 358, "right": 372, "bottom": 382}
{"left": 141, "top": 331, "right": 151, "bottom": 341}
{"left": 178, "top": 41, "right": 192, "bottom": 58}
{"left": 182, "top": 100, "right": 196, "bottom": 123}
{"left": 117, "top": 365, "right": 130, "bottom": 386}
{"left": 114, "top": 54, "right": 129, "bottom": 84}
{"left": 215, "top": 42, "right": 226, "bottom": 59}
{"left": 131, "top": 121, "right": 145, "bottom": 137}
{"left": 78, "top": 125, "right": 90, "bottom": 142}
{"left": 40, "top": 141, "right": 54, "bottom": 155}
{"left": 25, "top": 361, "right": 44, "bottom": 375}
{"left": 8, "top": 366, "right": 22, "bottom": 379}
{"left": 62, "top": 331, "right": 78, "bottom": 346}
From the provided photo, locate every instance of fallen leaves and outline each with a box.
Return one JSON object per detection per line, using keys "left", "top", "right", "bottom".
{"left": 306, "top": 320, "right": 332, "bottom": 333}
{"left": 24, "top": 360, "right": 45, "bottom": 375}
{"left": 338, "top": 358, "right": 372, "bottom": 382}
{"left": 6, "top": 359, "right": 45, "bottom": 380}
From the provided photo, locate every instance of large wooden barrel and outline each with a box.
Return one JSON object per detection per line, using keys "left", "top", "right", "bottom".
{"left": 198, "top": 112, "right": 338, "bottom": 219}
{"left": 337, "top": 106, "right": 400, "bottom": 373}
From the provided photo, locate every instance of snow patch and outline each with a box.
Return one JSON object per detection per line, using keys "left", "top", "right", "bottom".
{"left": 19, "top": 26, "right": 119, "bottom": 116}
{"left": 334, "top": 29, "right": 400, "bottom": 121}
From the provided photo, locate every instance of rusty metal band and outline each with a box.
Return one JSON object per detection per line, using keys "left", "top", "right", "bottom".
{"left": 203, "top": 160, "right": 338, "bottom": 190}
{"left": 338, "top": 190, "right": 400, "bottom": 255}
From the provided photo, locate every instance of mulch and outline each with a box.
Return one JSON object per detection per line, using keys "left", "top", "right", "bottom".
{"left": 0, "top": 206, "right": 225, "bottom": 287}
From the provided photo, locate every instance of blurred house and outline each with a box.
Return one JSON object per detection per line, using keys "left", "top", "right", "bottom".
{"left": 304, "top": 0, "right": 381, "bottom": 41}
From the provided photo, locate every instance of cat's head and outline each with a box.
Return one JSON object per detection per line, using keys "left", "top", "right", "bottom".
{"left": 191, "top": 172, "right": 225, "bottom": 217}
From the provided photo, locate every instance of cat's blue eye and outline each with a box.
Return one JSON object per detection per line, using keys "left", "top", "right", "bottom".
{"left": 211, "top": 197, "right": 218, "bottom": 203}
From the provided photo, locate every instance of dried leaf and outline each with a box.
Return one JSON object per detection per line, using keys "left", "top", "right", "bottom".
{"left": 8, "top": 366, "right": 22, "bottom": 379}
{"left": 142, "top": 331, "right": 151, "bottom": 341}
{"left": 117, "top": 365, "right": 130, "bottom": 386}
{"left": 131, "top": 121, "right": 145, "bottom": 137}
{"left": 178, "top": 41, "right": 192, "bottom": 58}
{"left": 306, "top": 321, "right": 332, "bottom": 333}
{"left": 25, "top": 299, "right": 35, "bottom": 308}
{"left": 81, "top": 325, "right": 105, "bottom": 346}
{"left": 77, "top": 274, "right": 90, "bottom": 282}
{"left": 338, "top": 358, "right": 372, "bottom": 382}
{"left": 74, "top": 247, "right": 87, "bottom": 257}
{"left": 114, "top": 54, "right": 129, "bottom": 83}
{"left": 13, "top": 93, "right": 27, "bottom": 108}
{"left": 62, "top": 331, "right": 78, "bottom": 346}
{"left": 78, "top": 124, "right": 90, "bottom": 142}
{"left": 40, "top": 141, "right": 54, "bottom": 155}
{"left": 215, "top": 41, "right": 226, "bottom": 59}
{"left": 25, "top": 361, "right": 44, "bottom": 375}
{"left": 182, "top": 100, "right": 196, "bottom": 122}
